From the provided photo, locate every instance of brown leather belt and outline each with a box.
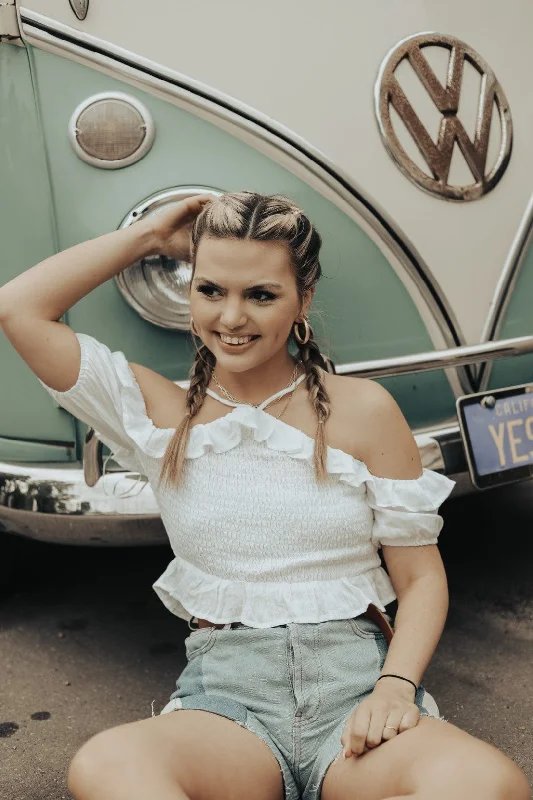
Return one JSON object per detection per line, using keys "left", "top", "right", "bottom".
{"left": 195, "top": 603, "right": 394, "bottom": 644}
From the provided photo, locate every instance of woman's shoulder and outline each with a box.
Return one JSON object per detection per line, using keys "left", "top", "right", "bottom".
{"left": 322, "top": 371, "right": 394, "bottom": 415}
{"left": 322, "top": 371, "right": 420, "bottom": 477}
{"left": 128, "top": 361, "right": 188, "bottom": 429}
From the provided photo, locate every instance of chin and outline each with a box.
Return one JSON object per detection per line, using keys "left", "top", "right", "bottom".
{"left": 215, "top": 356, "right": 263, "bottom": 373}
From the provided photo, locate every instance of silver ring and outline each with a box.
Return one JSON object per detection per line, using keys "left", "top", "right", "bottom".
{"left": 384, "top": 725, "right": 397, "bottom": 731}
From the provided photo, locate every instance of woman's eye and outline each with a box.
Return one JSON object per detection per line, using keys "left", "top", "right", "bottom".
{"left": 196, "top": 286, "right": 275, "bottom": 303}
{"left": 196, "top": 285, "right": 221, "bottom": 299}
{"left": 250, "top": 291, "right": 276, "bottom": 303}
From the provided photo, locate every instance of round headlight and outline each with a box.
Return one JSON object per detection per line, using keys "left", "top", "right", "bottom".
{"left": 115, "top": 187, "right": 223, "bottom": 330}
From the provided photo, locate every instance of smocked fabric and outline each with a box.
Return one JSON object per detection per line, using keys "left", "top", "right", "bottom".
{"left": 38, "top": 333, "right": 456, "bottom": 628}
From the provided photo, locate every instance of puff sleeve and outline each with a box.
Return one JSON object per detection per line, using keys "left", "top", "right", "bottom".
{"left": 365, "top": 469, "right": 455, "bottom": 548}
{"left": 37, "top": 332, "right": 144, "bottom": 474}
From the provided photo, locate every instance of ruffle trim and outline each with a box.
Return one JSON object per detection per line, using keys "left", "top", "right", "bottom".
{"left": 152, "top": 557, "right": 398, "bottom": 628}
{"left": 111, "top": 345, "right": 455, "bottom": 511}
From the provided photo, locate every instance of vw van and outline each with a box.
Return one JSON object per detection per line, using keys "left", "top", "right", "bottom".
{"left": 2, "top": 0, "right": 533, "bottom": 574}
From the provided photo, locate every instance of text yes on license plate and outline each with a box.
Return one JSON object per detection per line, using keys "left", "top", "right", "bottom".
{"left": 457, "top": 384, "right": 533, "bottom": 489}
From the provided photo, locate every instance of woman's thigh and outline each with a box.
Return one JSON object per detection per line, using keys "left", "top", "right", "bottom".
{"left": 68, "top": 709, "right": 285, "bottom": 800}
{"left": 320, "top": 717, "right": 530, "bottom": 800}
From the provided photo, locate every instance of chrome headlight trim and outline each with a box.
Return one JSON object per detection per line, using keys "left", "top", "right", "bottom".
{"left": 115, "top": 186, "right": 223, "bottom": 330}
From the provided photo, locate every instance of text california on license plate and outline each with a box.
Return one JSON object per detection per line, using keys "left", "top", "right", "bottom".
{"left": 457, "top": 383, "right": 533, "bottom": 489}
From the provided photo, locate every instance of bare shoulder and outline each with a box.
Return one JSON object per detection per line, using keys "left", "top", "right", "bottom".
{"left": 322, "top": 371, "right": 395, "bottom": 425}
{"left": 128, "top": 362, "right": 188, "bottom": 428}
{"left": 322, "top": 370, "right": 390, "bottom": 410}
{"left": 322, "top": 371, "right": 422, "bottom": 478}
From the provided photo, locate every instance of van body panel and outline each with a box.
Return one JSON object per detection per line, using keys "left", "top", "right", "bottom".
{"left": 19, "top": 0, "right": 533, "bottom": 344}
{"left": 0, "top": 43, "right": 76, "bottom": 457}
{"left": 29, "top": 45, "right": 457, "bottom": 430}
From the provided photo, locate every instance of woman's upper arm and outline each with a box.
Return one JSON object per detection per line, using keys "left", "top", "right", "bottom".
{"left": 1, "top": 315, "right": 82, "bottom": 392}
{"left": 29, "top": 331, "right": 146, "bottom": 473}
{"left": 381, "top": 543, "right": 447, "bottom": 594}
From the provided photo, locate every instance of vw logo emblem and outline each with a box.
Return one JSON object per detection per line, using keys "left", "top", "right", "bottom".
{"left": 375, "top": 32, "right": 513, "bottom": 201}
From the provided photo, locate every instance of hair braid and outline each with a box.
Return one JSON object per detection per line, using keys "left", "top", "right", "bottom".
{"left": 157, "top": 343, "right": 215, "bottom": 492}
{"left": 295, "top": 324, "right": 332, "bottom": 482}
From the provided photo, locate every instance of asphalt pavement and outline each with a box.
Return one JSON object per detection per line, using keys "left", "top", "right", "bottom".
{"left": 1, "top": 483, "right": 532, "bottom": 799}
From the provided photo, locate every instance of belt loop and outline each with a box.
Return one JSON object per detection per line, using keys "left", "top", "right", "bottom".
{"left": 188, "top": 616, "right": 199, "bottom": 631}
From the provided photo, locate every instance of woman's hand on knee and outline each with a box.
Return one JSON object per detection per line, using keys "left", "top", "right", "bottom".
{"left": 340, "top": 682, "right": 420, "bottom": 758}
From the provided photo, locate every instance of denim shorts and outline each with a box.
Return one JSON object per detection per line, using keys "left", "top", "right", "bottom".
{"left": 160, "top": 616, "right": 440, "bottom": 800}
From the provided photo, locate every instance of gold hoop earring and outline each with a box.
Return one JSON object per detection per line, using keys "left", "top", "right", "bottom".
{"left": 190, "top": 317, "right": 199, "bottom": 336}
{"left": 293, "top": 317, "right": 311, "bottom": 345}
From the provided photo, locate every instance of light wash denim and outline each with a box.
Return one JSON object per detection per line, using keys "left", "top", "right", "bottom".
{"left": 160, "top": 616, "right": 439, "bottom": 800}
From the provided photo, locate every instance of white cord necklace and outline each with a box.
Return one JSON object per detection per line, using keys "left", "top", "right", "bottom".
{"left": 211, "top": 363, "right": 299, "bottom": 408}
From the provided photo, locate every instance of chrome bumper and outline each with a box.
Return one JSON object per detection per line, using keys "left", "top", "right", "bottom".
{"left": 0, "top": 425, "right": 470, "bottom": 546}
{"left": 0, "top": 461, "right": 167, "bottom": 546}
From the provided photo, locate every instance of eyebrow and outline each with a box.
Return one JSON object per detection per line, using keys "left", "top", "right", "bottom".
{"left": 193, "top": 277, "right": 283, "bottom": 290}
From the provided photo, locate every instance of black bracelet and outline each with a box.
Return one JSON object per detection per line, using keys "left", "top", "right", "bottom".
{"left": 376, "top": 673, "right": 418, "bottom": 693}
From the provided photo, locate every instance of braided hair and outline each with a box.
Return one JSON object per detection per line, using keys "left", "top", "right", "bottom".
{"left": 157, "top": 191, "right": 332, "bottom": 491}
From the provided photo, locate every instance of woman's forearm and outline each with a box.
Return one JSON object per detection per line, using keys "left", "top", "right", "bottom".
{"left": 379, "top": 571, "right": 448, "bottom": 688}
{"left": 0, "top": 222, "right": 157, "bottom": 322}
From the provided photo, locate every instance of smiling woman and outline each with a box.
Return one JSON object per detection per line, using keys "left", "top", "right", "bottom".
{"left": 156, "top": 192, "right": 329, "bottom": 494}
{"left": 0, "top": 190, "right": 528, "bottom": 800}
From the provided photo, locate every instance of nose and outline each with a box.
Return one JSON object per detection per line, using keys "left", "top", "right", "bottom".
{"left": 219, "top": 298, "right": 248, "bottom": 330}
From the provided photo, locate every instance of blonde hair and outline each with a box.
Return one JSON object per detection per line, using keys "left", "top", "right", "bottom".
{"left": 157, "top": 191, "right": 332, "bottom": 491}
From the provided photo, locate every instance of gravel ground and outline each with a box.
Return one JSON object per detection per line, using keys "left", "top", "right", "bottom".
{"left": 1, "top": 483, "right": 532, "bottom": 799}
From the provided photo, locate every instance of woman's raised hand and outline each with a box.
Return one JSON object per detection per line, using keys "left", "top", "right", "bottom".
{"left": 142, "top": 194, "right": 213, "bottom": 262}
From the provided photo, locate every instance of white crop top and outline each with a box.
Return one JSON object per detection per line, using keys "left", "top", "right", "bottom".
{"left": 38, "top": 333, "right": 455, "bottom": 628}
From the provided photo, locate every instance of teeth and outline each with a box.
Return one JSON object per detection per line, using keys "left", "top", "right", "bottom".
{"left": 219, "top": 334, "right": 254, "bottom": 345}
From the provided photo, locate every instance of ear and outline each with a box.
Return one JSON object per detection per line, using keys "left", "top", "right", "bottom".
{"left": 300, "top": 287, "right": 315, "bottom": 319}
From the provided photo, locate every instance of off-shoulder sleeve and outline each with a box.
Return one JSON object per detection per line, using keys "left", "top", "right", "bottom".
{"left": 365, "top": 469, "right": 455, "bottom": 547}
{"left": 37, "top": 332, "right": 144, "bottom": 474}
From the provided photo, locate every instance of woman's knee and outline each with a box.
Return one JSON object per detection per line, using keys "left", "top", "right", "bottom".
{"left": 67, "top": 726, "right": 137, "bottom": 798}
{"left": 486, "top": 753, "right": 531, "bottom": 800}
{"left": 422, "top": 739, "right": 530, "bottom": 800}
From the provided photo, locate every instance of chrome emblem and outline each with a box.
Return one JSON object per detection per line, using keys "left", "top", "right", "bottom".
{"left": 375, "top": 33, "right": 513, "bottom": 201}
{"left": 69, "top": 0, "right": 89, "bottom": 21}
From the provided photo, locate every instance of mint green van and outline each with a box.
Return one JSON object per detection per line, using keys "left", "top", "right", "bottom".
{"left": 2, "top": 0, "right": 533, "bottom": 574}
